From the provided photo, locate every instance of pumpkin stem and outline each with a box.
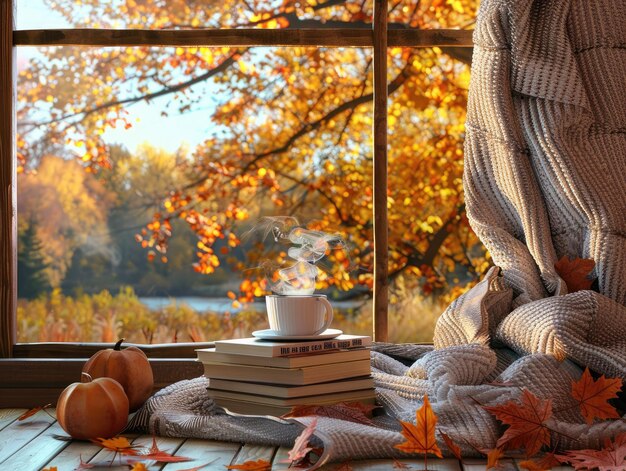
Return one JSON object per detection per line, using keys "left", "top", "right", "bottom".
{"left": 114, "top": 338, "right": 125, "bottom": 350}
{"left": 81, "top": 372, "right": 93, "bottom": 382}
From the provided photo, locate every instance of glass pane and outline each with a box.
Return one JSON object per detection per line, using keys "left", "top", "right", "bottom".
{"left": 17, "top": 0, "right": 372, "bottom": 30}
{"left": 388, "top": 0, "right": 478, "bottom": 29}
{"left": 386, "top": 47, "right": 486, "bottom": 343}
{"left": 16, "top": 45, "right": 374, "bottom": 343}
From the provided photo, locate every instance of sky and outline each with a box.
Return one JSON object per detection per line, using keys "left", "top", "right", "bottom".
{"left": 16, "top": 0, "right": 216, "bottom": 154}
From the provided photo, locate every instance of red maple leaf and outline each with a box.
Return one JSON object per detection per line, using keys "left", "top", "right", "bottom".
{"left": 557, "top": 433, "right": 626, "bottom": 470}
{"left": 484, "top": 389, "right": 552, "bottom": 457}
{"left": 18, "top": 403, "right": 53, "bottom": 421}
{"left": 554, "top": 256, "right": 595, "bottom": 292}
{"left": 484, "top": 448, "right": 504, "bottom": 469}
{"left": 518, "top": 452, "right": 561, "bottom": 471}
{"left": 440, "top": 432, "right": 462, "bottom": 461}
{"left": 571, "top": 367, "right": 622, "bottom": 424}
{"left": 137, "top": 436, "right": 193, "bottom": 463}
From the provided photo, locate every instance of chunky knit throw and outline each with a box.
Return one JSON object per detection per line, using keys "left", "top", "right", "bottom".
{"left": 129, "top": 0, "right": 626, "bottom": 467}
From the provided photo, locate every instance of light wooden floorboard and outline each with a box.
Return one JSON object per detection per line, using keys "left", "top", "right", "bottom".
{"left": 316, "top": 458, "right": 462, "bottom": 470}
{"left": 0, "top": 408, "right": 56, "bottom": 464}
{"left": 231, "top": 443, "right": 277, "bottom": 466}
{"left": 42, "top": 439, "right": 103, "bottom": 470}
{"left": 0, "top": 408, "right": 26, "bottom": 431}
{"left": 0, "top": 420, "right": 69, "bottom": 470}
{"left": 463, "top": 458, "right": 517, "bottom": 470}
{"left": 161, "top": 439, "right": 241, "bottom": 470}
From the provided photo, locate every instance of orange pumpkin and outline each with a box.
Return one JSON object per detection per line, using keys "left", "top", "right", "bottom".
{"left": 57, "top": 373, "right": 129, "bottom": 440}
{"left": 82, "top": 338, "right": 154, "bottom": 411}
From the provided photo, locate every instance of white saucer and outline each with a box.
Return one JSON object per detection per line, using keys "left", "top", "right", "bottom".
{"left": 251, "top": 328, "right": 343, "bottom": 341}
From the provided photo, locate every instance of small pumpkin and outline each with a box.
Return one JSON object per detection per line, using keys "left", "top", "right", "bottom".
{"left": 57, "top": 372, "right": 129, "bottom": 440}
{"left": 82, "top": 338, "right": 154, "bottom": 411}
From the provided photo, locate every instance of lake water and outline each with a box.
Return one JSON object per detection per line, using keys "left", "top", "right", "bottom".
{"left": 138, "top": 296, "right": 364, "bottom": 314}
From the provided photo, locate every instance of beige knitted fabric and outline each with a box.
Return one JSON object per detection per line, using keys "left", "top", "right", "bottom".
{"left": 129, "top": 0, "right": 626, "bottom": 467}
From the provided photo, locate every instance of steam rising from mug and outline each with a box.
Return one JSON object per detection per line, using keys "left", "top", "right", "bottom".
{"left": 244, "top": 216, "right": 346, "bottom": 295}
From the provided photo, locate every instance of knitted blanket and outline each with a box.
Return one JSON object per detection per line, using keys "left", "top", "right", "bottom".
{"left": 129, "top": 0, "right": 626, "bottom": 467}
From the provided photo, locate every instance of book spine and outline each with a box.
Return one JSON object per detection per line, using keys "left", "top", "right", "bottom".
{"left": 272, "top": 337, "right": 371, "bottom": 357}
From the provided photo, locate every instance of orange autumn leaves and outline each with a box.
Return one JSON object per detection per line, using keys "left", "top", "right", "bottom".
{"left": 395, "top": 368, "right": 624, "bottom": 468}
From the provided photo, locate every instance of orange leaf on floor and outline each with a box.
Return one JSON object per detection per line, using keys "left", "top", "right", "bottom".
{"left": 484, "top": 448, "right": 504, "bottom": 469}
{"left": 518, "top": 451, "right": 561, "bottom": 471}
{"left": 226, "top": 459, "right": 272, "bottom": 470}
{"left": 91, "top": 436, "right": 141, "bottom": 455}
{"left": 18, "top": 403, "right": 52, "bottom": 421}
{"left": 557, "top": 433, "right": 626, "bottom": 470}
{"left": 282, "top": 401, "right": 379, "bottom": 425}
{"left": 139, "top": 436, "right": 193, "bottom": 462}
{"left": 395, "top": 395, "right": 443, "bottom": 458}
{"left": 484, "top": 389, "right": 552, "bottom": 457}
{"left": 130, "top": 463, "right": 148, "bottom": 471}
{"left": 571, "top": 367, "right": 622, "bottom": 424}
{"left": 440, "top": 432, "right": 463, "bottom": 461}
{"left": 554, "top": 256, "right": 595, "bottom": 293}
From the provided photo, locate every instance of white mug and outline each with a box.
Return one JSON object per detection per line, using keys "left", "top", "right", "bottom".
{"left": 265, "top": 294, "right": 334, "bottom": 336}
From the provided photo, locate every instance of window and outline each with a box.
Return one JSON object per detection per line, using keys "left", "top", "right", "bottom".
{"left": 1, "top": 0, "right": 474, "bottom": 403}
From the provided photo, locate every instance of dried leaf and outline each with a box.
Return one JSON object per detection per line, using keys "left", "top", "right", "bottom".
{"left": 18, "top": 403, "right": 52, "bottom": 421}
{"left": 333, "top": 462, "right": 353, "bottom": 470}
{"left": 281, "top": 418, "right": 317, "bottom": 466}
{"left": 440, "top": 432, "right": 463, "bottom": 461}
{"left": 484, "top": 448, "right": 504, "bottom": 469}
{"left": 226, "top": 459, "right": 271, "bottom": 470}
{"left": 557, "top": 433, "right": 626, "bottom": 471}
{"left": 571, "top": 367, "right": 622, "bottom": 424}
{"left": 554, "top": 256, "right": 595, "bottom": 293}
{"left": 518, "top": 452, "right": 561, "bottom": 471}
{"left": 484, "top": 389, "right": 552, "bottom": 457}
{"left": 140, "top": 436, "right": 193, "bottom": 462}
{"left": 393, "top": 458, "right": 412, "bottom": 468}
{"left": 131, "top": 463, "right": 149, "bottom": 471}
{"left": 91, "top": 436, "right": 141, "bottom": 455}
{"left": 41, "top": 468, "right": 57, "bottom": 471}
{"left": 282, "top": 402, "right": 378, "bottom": 425}
{"left": 395, "top": 395, "right": 443, "bottom": 458}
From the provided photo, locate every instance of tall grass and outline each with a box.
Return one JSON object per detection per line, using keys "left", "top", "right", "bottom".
{"left": 17, "top": 287, "right": 444, "bottom": 344}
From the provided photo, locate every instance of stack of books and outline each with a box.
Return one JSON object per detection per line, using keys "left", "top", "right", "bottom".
{"left": 197, "top": 334, "right": 375, "bottom": 416}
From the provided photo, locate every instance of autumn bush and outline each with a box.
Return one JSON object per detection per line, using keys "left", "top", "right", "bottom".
{"left": 17, "top": 287, "right": 443, "bottom": 344}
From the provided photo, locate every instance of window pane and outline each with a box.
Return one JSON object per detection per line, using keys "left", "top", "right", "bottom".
{"left": 388, "top": 0, "right": 478, "bottom": 29}
{"left": 17, "top": 0, "right": 373, "bottom": 30}
{"left": 386, "top": 47, "right": 486, "bottom": 343}
{"left": 16, "top": 45, "right": 374, "bottom": 343}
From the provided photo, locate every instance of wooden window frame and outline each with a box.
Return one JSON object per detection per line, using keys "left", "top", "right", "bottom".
{"left": 0, "top": 0, "right": 472, "bottom": 406}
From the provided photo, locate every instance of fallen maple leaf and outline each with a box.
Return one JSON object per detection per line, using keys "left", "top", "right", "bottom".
{"left": 333, "top": 461, "right": 353, "bottom": 470}
{"left": 91, "top": 436, "right": 142, "bottom": 463}
{"left": 226, "top": 459, "right": 271, "bottom": 470}
{"left": 484, "top": 389, "right": 552, "bottom": 457}
{"left": 395, "top": 395, "right": 443, "bottom": 459}
{"left": 281, "top": 418, "right": 317, "bottom": 466}
{"left": 393, "top": 458, "right": 412, "bottom": 468}
{"left": 282, "top": 402, "right": 379, "bottom": 425}
{"left": 557, "top": 433, "right": 626, "bottom": 471}
{"left": 139, "top": 436, "right": 193, "bottom": 462}
{"left": 484, "top": 448, "right": 504, "bottom": 469}
{"left": 571, "top": 367, "right": 622, "bottom": 424}
{"left": 440, "top": 432, "right": 463, "bottom": 461}
{"left": 18, "top": 403, "right": 53, "bottom": 421}
{"left": 41, "top": 468, "right": 57, "bottom": 471}
{"left": 554, "top": 256, "right": 595, "bottom": 293}
{"left": 131, "top": 463, "right": 148, "bottom": 471}
{"left": 518, "top": 452, "right": 561, "bottom": 471}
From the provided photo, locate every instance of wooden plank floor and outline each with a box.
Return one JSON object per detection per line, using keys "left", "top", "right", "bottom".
{"left": 0, "top": 409, "right": 572, "bottom": 470}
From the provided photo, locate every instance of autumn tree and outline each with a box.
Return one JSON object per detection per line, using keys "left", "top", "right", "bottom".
{"left": 18, "top": 221, "right": 52, "bottom": 299}
{"left": 17, "top": 0, "right": 487, "bottom": 305}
